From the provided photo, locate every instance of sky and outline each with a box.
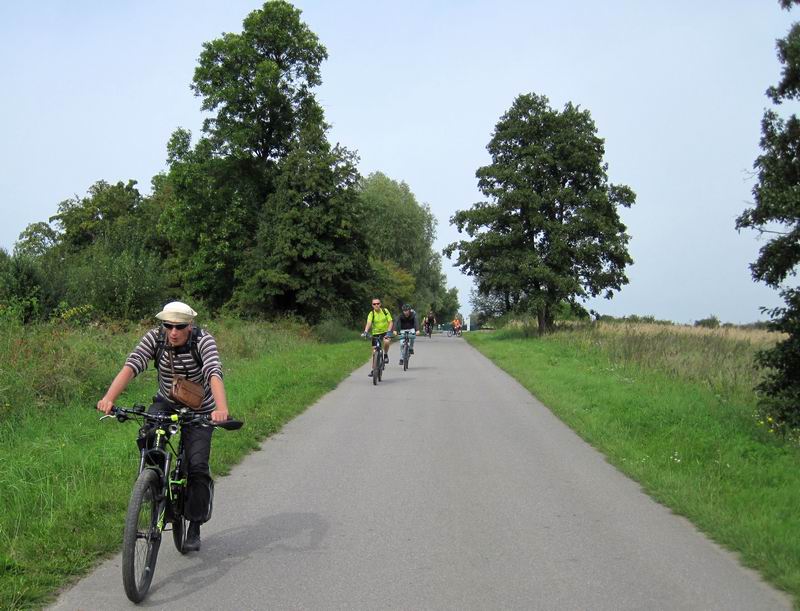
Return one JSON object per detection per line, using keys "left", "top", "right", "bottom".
{"left": 1, "top": 1, "right": 796, "bottom": 324}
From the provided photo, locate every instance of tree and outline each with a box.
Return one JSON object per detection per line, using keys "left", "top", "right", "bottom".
{"left": 359, "top": 172, "right": 452, "bottom": 312}
{"left": 231, "top": 123, "right": 370, "bottom": 322}
{"left": 164, "top": 1, "right": 355, "bottom": 313}
{"left": 445, "top": 93, "right": 635, "bottom": 334}
{"left": 736, "top": 0, "right": 800, "bottom": 430}
{"left": 191, "top": 0, "right": 327, "bottom": 162}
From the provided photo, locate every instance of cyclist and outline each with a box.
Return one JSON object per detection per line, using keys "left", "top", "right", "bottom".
{"left": 422, "top": 310, "right": 436, "bottom": 335}
{"left": 452, "top": 317, "right": 462, "bottom": 335}
{"left": 362, "top": 297, "right": 393, "bottom": 377}
{"left": 96, "top": 301, "right": 230, "bottom": 553}
{"left": 396, "top": 304, "right": 418, "bottom": 365}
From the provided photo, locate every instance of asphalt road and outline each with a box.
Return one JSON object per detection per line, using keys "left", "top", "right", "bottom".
{"left": 50, "top": 333, "right": 791, "bottom": 610}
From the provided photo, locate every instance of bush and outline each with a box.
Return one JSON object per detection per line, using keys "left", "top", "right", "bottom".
{"left": 695, "top": 315, "right": 721, "bottom": 329}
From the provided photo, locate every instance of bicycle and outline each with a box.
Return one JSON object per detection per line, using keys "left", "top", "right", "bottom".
{"left": 365, "top": 333, "right": 387, "bottom": 385}
{"left": 398, "top": 329, "right": 415, "bottom": 371}
{"left": 100, "top": 405, "right": 242, "bottom": 603}
{"left": 423, "top": 321, "right": 432, "bottom": 338}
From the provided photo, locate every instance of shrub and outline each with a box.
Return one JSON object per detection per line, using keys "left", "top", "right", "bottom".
{"left": 695, "top": 315, "right": 721, "bottom": 329}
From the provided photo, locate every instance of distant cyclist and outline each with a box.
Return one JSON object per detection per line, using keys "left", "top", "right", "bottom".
{"left": 362, "top": 298, "right": 393, "bottom": 377}
{"left": 422, "top": 310, "right": 436, "bottom": 335}
{"left": 452, "top": 317, "right": 462, "bottom": 335}
{"left": 396, "top": 304, "right": 418, "bottom": 365}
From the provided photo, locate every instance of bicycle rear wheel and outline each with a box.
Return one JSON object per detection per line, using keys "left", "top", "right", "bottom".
{"left": 122, "top": 469, "right": 162, "bottom": 603}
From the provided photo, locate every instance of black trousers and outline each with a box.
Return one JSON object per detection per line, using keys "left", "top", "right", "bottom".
{"left": 147, "top": 398, "right": 213, "bottom": 523}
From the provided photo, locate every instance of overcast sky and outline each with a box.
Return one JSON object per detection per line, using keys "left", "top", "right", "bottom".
{"left": 1, "top": 1, "right": 796, "bottom": 323}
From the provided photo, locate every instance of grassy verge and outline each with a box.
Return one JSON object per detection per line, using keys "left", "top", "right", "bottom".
{"left": 0, "top": 320, "right": 364, "bottom": 610}
{"left": 466, "top": 327, "right": 800, "bottom": 606}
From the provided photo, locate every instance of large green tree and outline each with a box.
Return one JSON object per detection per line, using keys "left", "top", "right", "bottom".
{"left": 359, "top": 172, "right": 452, "bottom": 313}
{"left": 164, "top": 1, "right": 367, "bottom": 314}
{"left": 736, "top": 0, "right": 800, "bottom": 430}
{"left": 445, "top": 93, "right": 635, "bottom": 334}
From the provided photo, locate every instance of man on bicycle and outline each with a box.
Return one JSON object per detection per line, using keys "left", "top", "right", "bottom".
{"left": 97, "top": 301, "right": 230, "bottom": 552}
{"left": 452, "top": 317, "right": 462, "bottom": 335}
{"left": 362, "top": 298, "right": 393, "bottom": 377}
{"left": 423, "top": 310, "right": 436, "bottom": 335}
{"left": 396, "top": 304, "right": 418, "bottom": 365}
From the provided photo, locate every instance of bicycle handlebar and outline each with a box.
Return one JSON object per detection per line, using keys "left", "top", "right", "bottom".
{"left": 104, "top": 406, "right": 243, "bottom": 431}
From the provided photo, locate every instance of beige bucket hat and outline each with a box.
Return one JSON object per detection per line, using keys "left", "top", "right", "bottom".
{"left": 155, "top": 301, "right": 197, "bottom": 323}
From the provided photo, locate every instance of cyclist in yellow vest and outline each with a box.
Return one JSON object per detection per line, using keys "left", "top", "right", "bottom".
{"left": 362, "top": 297, "right": 394, "bottom": 377}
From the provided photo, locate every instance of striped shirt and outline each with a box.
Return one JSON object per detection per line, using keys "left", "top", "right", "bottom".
{"left": 125, "top": 327, "right": 223, "bottom": 414}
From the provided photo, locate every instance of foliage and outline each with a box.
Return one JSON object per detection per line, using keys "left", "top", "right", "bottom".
{"left": 694, "top": 314, "right": 721, "bottom": 329}
{"left": 432, "top": 286, "right": 460, "bottom": 321}
{"left": 162, "top": 0, "right": 331, "bottom": 310}
{"left": 445, "top": 93, "right": 635, "bottom": 334}
{"left": 231, "top": 124, "right": 370, "bottom": 322}
{"left": 48, "top": 180, "right": 146, "bottom": 252}
{"left": 736, "top": 1, "right": 800, "bottom": 430}
{"left": 0, "top": 250, "right": 47, "bottom": 323}
{"left": 191, "top": 0, "right": 327, "bottom": 162}
{"left": 358, "top": 172, "right": 453, "bottom": 314}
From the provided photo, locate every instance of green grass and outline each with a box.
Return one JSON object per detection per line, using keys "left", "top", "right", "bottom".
{"left": 0, "top": 320, "right": 364, "bottom": 610}
{"left": 467, "top": 328, "right": 800, "bottom": 607}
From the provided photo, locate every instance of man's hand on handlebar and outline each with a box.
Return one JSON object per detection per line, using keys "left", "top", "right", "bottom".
{"left": 211, "top": 407, "right": 229, "bottom": 423}
{"left": 97, "top": 398, "right": 114, "bottom": 415}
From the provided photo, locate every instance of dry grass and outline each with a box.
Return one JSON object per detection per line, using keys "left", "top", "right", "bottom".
{"left": 590, "top": 321, "right": 782, "bottom": 347}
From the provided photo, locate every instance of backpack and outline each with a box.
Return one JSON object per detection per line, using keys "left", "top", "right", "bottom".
{"left": 154, "top": 326, "right": 203, "bottom": 372}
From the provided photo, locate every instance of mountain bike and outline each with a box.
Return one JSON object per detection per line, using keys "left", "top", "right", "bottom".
{"left": 100, "top": 405, "right": 242, "bottom": 603}
{"left": 366, "top": 333, "right": 387, "bottom": 385}
{"left": 423, "top": 321, "right": 432, "bottom": 338}
{"left": 447, "top": 326, "right": 462, "bottom": 337}
{"left": 398, "top": 329, "right": 415, "bottom": 371}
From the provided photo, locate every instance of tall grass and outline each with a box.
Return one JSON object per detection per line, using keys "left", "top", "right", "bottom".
{"left": 467, "top": 325, "right": 800, "bottom": 605}
{"left": 0, "top": 318, "right": 365, "bottom": 609}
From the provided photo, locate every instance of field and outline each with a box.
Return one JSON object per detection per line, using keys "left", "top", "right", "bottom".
{"left": 467, "top": 322, "right": 800, "bottom": 606}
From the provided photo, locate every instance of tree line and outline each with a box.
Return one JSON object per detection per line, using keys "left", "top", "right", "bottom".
{"left": 0, "top": 1, "right": 458, "bottom": 326}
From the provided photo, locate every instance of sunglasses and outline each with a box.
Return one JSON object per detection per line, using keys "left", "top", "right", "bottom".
{"left": 372, "top": 302, "right": 381, "bottom": 306}
{"left": 162, "top": 322, "right": 189, "bottom": 330}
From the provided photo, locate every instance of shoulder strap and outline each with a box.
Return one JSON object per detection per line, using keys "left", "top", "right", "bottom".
{"left": 154, "top": 328, "right": 166, "bottom": 372}
{"left": 154, "top": 327, "right": 203, "bottom": 371}
{"left": 189, "top": 327, "right": 203, "bottom": 368}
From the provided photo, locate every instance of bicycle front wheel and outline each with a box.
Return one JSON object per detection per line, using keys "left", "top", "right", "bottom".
{"left": 372, "top": 351, "right": 378, "bottom": 385}
{"left": 403, "top": 342, "right": 409, "bottom": 371}
{"left": 122, "top": 469, "right": 162, "bottom": 603}
{"left": 172, "top": 513, "right": 186, "bottom": 554}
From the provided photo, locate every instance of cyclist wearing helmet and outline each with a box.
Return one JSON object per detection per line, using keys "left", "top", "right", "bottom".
{"left": 362, "top": 297, "right": 394, "bottom": 377}
{"left": 396, "top": 304, "right": 418, "bottom": 365}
